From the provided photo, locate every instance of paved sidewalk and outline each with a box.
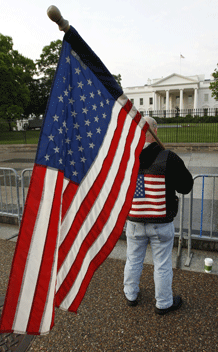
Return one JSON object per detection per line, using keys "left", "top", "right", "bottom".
{"left": 0, "top": 145, "right": 218, "bottom": 350}
{"left": 0, "top": 236, "right": 218, "bottom": 352}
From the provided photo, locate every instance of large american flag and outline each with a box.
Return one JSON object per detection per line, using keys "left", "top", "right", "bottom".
{"left": 0, "top": 26, "right": 148, "bottom": 335}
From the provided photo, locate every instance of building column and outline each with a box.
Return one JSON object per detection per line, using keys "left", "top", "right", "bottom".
{"left": 194, "top": 88, "right": 198, "bottom": 110}
{"left": 180, "top": 89, "right": 184, "bottom": 111}
{"left": 166, "top": 90, "right": 170, "bottom": 117}
{"left": 153, "top": 91, "right": 156, "bottom": 111}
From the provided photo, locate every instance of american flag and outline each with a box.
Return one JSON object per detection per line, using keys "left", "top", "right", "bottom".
{"left": 129, "top": 174, "right": 166, "bottom": 218}
{"left": 0, "top": 26, "right": 148, "bottom": 335}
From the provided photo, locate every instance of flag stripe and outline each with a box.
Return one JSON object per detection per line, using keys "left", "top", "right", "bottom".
{"left": 56, "top": 102, "right": 135, "bottom": 302}
{"left": 61, "top": 182, "right": 79, "bottom": 220}
{"left": 12, "top": 169, "right": 59, "bottom": 333}
{"left": 60, "top": 121, "right": 145, "bottom": 311}
{"left": 26, "top": 171, "right": 64, "bottom": 334}
{"left": 56, "top": 110, "right": 141, "bottom": 306}
{"left": 0, "top": 165, "right": 47, "bottom": 332}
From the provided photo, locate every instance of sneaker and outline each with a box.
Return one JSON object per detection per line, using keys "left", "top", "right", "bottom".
{"left": 155, "top": 296, "right": 183, "bottom": 315}
{"left": 125, "top": 294, "right": 139, "bottom": 307}
{"left": 126, "top": 298, "right": 138, "bottom": 307}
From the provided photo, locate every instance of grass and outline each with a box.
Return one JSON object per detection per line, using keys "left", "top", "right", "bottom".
{"left": 157, "top": 123, "right": 218, "bottom": 143}
{"left": 0, "top": 130, "right": 40, "bottom": 144}
{"left": 0, "top": 123, "right": 218, "bottom": 144}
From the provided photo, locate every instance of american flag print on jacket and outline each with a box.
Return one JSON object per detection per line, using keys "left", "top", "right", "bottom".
{"left": 129, "top": 174, "right": 166, "bottom": 218}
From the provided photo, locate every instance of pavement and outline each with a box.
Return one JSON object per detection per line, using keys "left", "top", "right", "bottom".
{"left": 0, "top": 145, "right": 218, "bottom": 351}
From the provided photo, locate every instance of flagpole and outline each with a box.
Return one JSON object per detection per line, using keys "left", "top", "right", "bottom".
{"left": 47, "top": 5, "right": 70, "bottom": 32}
{"left": 148, "top": 127, "right": 165, "bottom": 150}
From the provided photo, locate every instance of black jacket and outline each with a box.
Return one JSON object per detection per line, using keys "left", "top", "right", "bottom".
{"left": 128, "top": 142, "right": 193, "bottom": 223}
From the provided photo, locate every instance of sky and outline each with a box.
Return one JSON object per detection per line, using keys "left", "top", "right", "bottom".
{"left": 1, "top": 0, "right": 218, "bottom": 88}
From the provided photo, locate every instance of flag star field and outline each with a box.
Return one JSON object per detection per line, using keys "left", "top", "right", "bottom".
{"left": 36, "top": 45, "right": 114, "bottom": 184}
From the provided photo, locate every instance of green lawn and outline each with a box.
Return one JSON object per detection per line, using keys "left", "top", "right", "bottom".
{"left": 0, "top": 123, "right": 218, "bottom": 144}
{"left": 157, "top": 123, "right": 218, "bottom": 143}
{"left": 0, "top": 130, "right": 40, "bottom": 144}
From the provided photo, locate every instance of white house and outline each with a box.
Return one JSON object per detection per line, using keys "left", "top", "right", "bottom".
{"left": 123, "top": 73, "right": 218, "bottom": 117}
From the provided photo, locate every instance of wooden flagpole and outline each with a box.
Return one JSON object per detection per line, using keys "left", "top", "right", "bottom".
{"left": 47, "top": 6, "right": 70, "bottom": 33}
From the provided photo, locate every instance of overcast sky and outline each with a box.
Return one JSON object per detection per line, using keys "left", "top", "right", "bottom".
{"left": 1, "top": 0, "right": 218, "bottom": 87}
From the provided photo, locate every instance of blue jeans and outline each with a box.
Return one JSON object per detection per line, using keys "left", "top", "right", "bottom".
{"left": 124, "top": 220, "right": 175, "bottom": 309}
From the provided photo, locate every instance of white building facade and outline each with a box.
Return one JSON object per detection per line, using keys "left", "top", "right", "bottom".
{"left": 123, "top": 73, "right": 218, "bottom": 117}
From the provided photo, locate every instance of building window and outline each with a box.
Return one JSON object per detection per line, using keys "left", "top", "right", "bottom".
{"left": 164, "top": 97, "right": 166, "bottom": 104}
{"left": 130, "top": 99, "right": 134, "bottom": 104}
{"left": 204, "top": 94, "right": 209, "bottom": 102}
{"left": 140, "top": 98, "right": 143, "bottom": 105}
{"left": 188, "top": 95, "right": 192, "bottom": 104}
{"left": 176, "top": 96, "right": 180, "bottom": 105}
{"left": 149, "top": 97, "right": 153, "bottom": 105}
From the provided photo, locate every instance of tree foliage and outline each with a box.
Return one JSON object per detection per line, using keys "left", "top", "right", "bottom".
{"left": 113, "top": 73, "right": 122, "bottom": 88}
{"left": 0, "top": 34, "right": 123, "bottom": 131}
{"left": 36, "top": 40, "right": 62, "bottom": 101}
{"left": 0, "top": 34, "right": 35, "bottom": 129}
{"left": 209, "top": 64, "right": 218, "bottom": 101}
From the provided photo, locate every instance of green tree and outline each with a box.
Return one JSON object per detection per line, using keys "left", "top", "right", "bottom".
{"left": 36, "top": 39, "right": 62, "bottom": 104}
{"left": 209, "top": 64, "right": 218, "bottom": 101}
{"left": 0, "top": 34, "right": 35, "bottom": 130}
{"left": 113, "top": 74, "right": 122, "bottom": 88}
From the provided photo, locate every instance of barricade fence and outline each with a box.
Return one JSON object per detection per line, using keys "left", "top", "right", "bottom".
{"left": 0, "top": 168, "right": 218, "bottom": 267}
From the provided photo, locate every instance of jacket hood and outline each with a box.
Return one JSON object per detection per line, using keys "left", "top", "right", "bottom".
{"left": 139, "top": 142, "right": 162, "bottom": 169}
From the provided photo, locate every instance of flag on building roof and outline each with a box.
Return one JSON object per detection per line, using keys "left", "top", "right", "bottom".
{"left": 0, "top": 26, "right": 149, "bottom": 335}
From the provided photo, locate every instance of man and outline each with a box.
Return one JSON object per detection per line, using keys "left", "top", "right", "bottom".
{"left": 124, "top": 116, "right": 193, "bottom": 315}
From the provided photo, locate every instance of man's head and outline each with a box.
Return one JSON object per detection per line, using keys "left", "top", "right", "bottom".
{"left": 144, "top": 116, "right": 158, "bottom": 143}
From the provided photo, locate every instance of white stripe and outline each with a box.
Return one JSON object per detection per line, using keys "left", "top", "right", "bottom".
{"left": 144, "top": 184, "right": 165, "bottom": 189}
{"left": 145, "top": 176, "right": 165, "bottom": 182}
{"left": 39, "top": 195, "right": 63, "bottom": 334}
{"left": 13, "top": 169, "right": 58, "bottom": 333}
{"left": 145, "top": 190, "right": 166, "bottom": 196}
{"left": 132, "top": 197, "right": 165, "bottom": 203}
{"left": 129, "top": 210, "right": 166, "bottom": 216}
{"left": 57, "top": 107, "right": 136, "bottom": 290}
{"left": 60, "top": 101, "right": 123, "bottom": 245}
{"left": 131, "top": 203, "right": 166, "bottom": 209}
{"left": 59, "top": 118, "right": 143, "bottom": 309}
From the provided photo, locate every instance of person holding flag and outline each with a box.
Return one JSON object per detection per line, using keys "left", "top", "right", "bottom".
{"left": 124, "top": 116, "right": 193, "bottom": 314}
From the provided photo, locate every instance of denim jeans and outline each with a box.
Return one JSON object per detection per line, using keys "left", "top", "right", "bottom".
{"left": 124, "top": 220, "right": 175, "bottom": 309}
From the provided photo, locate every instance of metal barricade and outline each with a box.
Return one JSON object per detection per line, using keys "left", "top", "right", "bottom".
{"left": 0, "top": 167, "right": 21, "bottom": 225}
{"left": 176, "top": 174, "right": 218, "bottom": 267}
{"left": 21, "top": 168, "right": 33, "bottom": 214}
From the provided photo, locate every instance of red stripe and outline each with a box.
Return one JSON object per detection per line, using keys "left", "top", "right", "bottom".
{"left": 26, "top": 171, "right": 64, "bottom": 334}
{"left": 133, "top": 111, "right": 141, "bottom": 125}
{"left": 62, "top": 181, "right": 79, "bottom": 221}
{"left": 145, "top": 174, "right": 165, "bottom": 179}
{"left": 133, "top": 194, "right": 165, "bottom": 200}
{"left": 145, "top": 188, "right": 166, "bottom": 192}
{"left": 142, "top": 122, "right": 149, "bottom": 133}
{"left": 131, "top": 201, "right": 166, "bottom": 206}
{"left": 67, "top": 130, "right": 146, "bottom": 312}
{"left": 0, "top": 165, "right": 47, "bottom": 333}
{"left": 57, "top": 102, "right": 132, "bottom": 272}
{"left": 145, "top": 181, "right": 165, "bottom": 185}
